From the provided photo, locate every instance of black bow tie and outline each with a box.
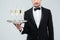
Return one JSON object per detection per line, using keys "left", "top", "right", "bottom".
{"left": 34, "top": 7, "right": 40, "bottom": 11}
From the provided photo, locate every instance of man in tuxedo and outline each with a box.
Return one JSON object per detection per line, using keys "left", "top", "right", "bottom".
{"left": 14, "top": 0, "right": 54, "bottom": 40}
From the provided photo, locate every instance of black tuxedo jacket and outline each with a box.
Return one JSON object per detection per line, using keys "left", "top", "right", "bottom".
{"left": 22, "top": 7, "right": 54, "bottom": 40}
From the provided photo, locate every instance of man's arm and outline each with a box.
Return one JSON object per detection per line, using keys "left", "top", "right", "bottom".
{"left": 47, "top": 10, "right": 54, "bottom": 40}
{"left": 21, "top": 11, "right": 29, "bottom": 34}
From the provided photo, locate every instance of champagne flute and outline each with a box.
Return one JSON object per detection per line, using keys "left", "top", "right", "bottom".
{"left": 7, "top": 9, "right": 27, "bottom": 24}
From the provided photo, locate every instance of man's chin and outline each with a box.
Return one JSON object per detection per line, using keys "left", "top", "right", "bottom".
{"left": 34, "top": 5, "right": 39, "bottom": 8}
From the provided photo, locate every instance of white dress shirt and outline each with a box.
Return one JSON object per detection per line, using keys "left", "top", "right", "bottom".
{"left": 33, "top": 7, "right": 42, "bottom": 28}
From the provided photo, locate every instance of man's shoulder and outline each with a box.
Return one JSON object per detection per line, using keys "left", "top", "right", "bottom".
{"left": 42, "top": 7, "right": 51, "bottom": 12}
{"left": 42, "top": 7, "right": 51, "bottom": 15}
{"left": 25, "top": 7, "right": 32, "bottom": 13}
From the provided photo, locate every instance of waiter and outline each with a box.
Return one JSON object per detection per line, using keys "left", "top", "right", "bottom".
{"left": 14, "top": 0, "right": 54, "bottom": 40}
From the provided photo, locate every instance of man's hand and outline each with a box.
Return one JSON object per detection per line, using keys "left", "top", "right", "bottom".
{"left": 13, "top": 23, "right": 22, "bottom": 32}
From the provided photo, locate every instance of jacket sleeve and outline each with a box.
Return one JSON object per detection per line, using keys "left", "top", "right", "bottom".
{"left": 47, "top": 10, "right": 54, "bottom": 40}
{"left": 21, "top": 11, "right": 30, "bottom": 34}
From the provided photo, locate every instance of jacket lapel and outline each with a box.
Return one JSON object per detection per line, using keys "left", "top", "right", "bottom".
{"left": 30, "top": 8, "right": 37, "bottom": 29}
{"left": 39, "top": 7, "right": 47, "bottom": 29}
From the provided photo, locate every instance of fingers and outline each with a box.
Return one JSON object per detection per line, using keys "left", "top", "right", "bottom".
{"left": 13, "top": 23, "right": 22, "bottom": 30}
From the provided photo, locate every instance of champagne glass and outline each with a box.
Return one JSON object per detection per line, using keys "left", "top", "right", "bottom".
{"left": 7, "top": 9, "right": 27, "bottom": 24}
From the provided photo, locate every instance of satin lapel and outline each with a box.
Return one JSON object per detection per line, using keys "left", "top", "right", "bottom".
{"left": 39, "top": 7, "right": 47, "bottom": 29}
{"left": 30, "top": 8, "right": 37, "bottom": 29}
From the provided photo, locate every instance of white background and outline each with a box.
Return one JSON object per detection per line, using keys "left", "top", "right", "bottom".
{"left": 0, "top": 0, "right": 60, "bottom": 40}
